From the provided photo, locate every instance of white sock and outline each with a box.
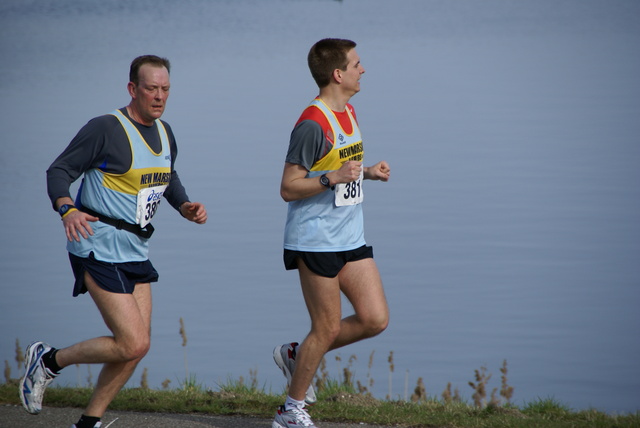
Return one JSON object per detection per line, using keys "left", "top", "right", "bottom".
{"left": 284, "top": 395, "right": 305, "bottom": 411}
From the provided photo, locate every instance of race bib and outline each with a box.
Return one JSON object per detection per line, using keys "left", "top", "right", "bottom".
{"left": 334, "top": 170, "right": 364, "bottom": 206}
{"left": 136, "top": 185, "right": 168, "bottom": 228}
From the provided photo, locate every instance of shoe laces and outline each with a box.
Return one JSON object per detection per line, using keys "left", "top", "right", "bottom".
{"left": 289, "top": 406, "right": 314, "bottom": 426}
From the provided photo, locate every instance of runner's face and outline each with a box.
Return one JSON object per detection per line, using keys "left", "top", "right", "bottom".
{"left": 341, "top": 49, "right": 365, "bottom": 94}
{"left": 129, "top": 64, "right": 170, "bottom": 125}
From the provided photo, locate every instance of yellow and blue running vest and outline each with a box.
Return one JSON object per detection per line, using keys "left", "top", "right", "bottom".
{"left": 284, "top": 99, "right": 366, "bottom": 252}
{"left": 68, "top": 110, "right": 171, "bottom": 262}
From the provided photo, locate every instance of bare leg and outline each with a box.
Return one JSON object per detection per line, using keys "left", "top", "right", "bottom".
{"left": 288, "top": 258, "right": 389, "bottom": 401}
{"left": 330, "top": 257, "right": 389, "bottom": 351}
{"left": 288, "top": 261, "right": 341, "bottom": 401}
{"left": 55, "top": 273, "right": 152, "bottom": 417}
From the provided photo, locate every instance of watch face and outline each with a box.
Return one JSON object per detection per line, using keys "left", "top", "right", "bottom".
{"left": 320, "top": 175, "right": 330, "bottom": 187}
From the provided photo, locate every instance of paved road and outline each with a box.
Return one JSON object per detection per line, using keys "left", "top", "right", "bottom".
{"left": 0, "top": 404, "right": 395, "bottom": 428}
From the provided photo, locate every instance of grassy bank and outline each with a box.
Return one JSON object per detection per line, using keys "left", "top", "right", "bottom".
{"left": 2, "top": 380, "right": 638, "bottom": 427}
{"left": 4, "top": 335, "right": 638, "bottom": 427}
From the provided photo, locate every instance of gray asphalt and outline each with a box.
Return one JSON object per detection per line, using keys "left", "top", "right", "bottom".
{"left": 0, "top": 404, "right": 395, "bottom": 428}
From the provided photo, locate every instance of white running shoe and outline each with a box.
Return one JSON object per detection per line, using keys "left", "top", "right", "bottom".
{"left": 272, "top": 405, "right": 316, "bottom": 428}
{"left": 19, "top": 341, "right": 58, "bottom": 414}
{"left": 273, "top": 342, "right": 317, "bottom": 405}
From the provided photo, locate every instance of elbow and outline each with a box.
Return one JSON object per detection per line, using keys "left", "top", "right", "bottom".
{"left": 280, "top": 188, "right": 294, "bottom": 203}
{"left": 281, "top": 183, "right": 302, "bottom": 202}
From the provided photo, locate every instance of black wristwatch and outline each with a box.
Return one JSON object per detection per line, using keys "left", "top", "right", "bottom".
{"left": 319, "top": 174, "right": 331, "bottom": 188}
{"left": 58, "top": 204, "right": 76, "bottom": 217}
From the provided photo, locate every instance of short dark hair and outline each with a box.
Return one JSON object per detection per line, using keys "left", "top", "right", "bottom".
{"left": 307, "top": 38, "right": 357, "bottom": 88}
{"left": 129, "top": 55, "right": 171, "bottom": 86}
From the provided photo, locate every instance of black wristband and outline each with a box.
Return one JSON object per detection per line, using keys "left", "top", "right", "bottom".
{"left": 58, "top": 204, "right": 76, "bottom": 218}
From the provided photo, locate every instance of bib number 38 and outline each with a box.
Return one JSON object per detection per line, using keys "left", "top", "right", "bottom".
{"left": 334, "top": 170, "right": 364, "bottom": 207}
{"left": 136, "top": 185, "right": 168, "bottom": 228}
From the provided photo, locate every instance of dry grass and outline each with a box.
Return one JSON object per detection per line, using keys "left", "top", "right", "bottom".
{"left": 4, "top": 332, "right": 515, "bottom": 412}
{"left": 3, "top": 334, "right": 639, "bottom": 428}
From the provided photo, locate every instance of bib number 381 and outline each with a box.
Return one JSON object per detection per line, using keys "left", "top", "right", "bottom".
{"left": 334, "top": 170, "right": 364, "bottom": 207}
{"left": 136, "top": 185, "right": 168, "bottom": 228}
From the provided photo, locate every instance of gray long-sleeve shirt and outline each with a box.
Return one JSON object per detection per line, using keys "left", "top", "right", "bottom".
{"left": 47, "top": 107, "right": 190, "bottom": 213}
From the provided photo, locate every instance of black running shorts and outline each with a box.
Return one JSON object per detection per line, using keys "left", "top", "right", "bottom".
{"left": 69, "top": 252, "right": 159, "bottom": 297}
{"left": 284, "top": 245, "right": 373, "bottom": 278}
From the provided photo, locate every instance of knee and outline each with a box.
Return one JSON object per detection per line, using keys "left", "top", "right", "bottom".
{"left": 119, "top": 337, "right": 151, "bottom": 362}
{"left": 326, "top": 324, "right": 342, "bottom": 344}
{"left": 363, "top": 311, "right": 389, "bottom": 338}
{"left": 133, "top": 340, "right": 151, "bottom": 361}
{"left": 312, "top": 321, "right": 342, "bottom": 347}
